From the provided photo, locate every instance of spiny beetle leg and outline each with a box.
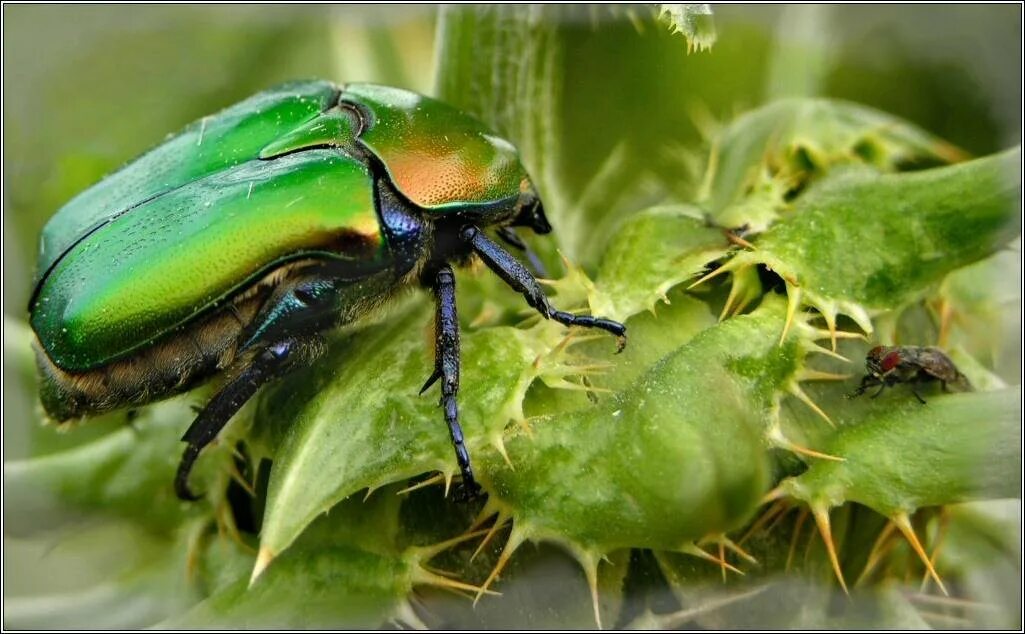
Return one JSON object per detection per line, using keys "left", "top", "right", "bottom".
{"left": 461, "top": 226, "right": 627, "bottom": 350}
{"left": 424, "top": 264, "right": 483, "bottom": 501}
{"left": 175, "top": 339, "right": 297, "bottom": 501}
{"left": 497, "top": 226, "right": 549, "bottom": 278}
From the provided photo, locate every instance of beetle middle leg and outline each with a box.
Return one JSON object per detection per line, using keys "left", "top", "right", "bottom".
{"left": 461, "top": 226, "right": 626, "bottom": 349}
{"left": 420, "top": 264, "right": 481, "bottom": 501}
{"left": 175, "top": 339, "right": 301, "bottom": 500}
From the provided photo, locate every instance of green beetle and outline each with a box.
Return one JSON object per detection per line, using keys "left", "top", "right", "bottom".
{"left": 29, "top": 81, "right": 625, "bottom": 500}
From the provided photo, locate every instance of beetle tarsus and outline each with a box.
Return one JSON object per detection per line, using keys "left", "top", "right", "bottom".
{"left": 453, "top": 478, "right": 484, "bottom": 503}
{"left": 462, "top": 226, "right": 627, "bottom": 345}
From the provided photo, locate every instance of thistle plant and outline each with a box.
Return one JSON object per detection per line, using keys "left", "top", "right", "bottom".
{"left": 4, "top": 5, "right": 1020, "bottom": 629}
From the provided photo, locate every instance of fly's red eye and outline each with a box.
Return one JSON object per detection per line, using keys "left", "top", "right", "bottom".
{"left": 881, "top": 351, "right": 902, "bottom": 372}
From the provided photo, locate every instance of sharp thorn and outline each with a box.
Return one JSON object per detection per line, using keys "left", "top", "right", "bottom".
{"left": 812, "top": 505, "right": 848, "bottom": 595}
{"left": 786, "top": 508, "right": 809, "bottom": 572}
{"left": 893, "top": 512, "right": 948, "bottom": 597}
{"left": 739, "top": 499, "right": 789, "bottom": 545}
{"left": 396, "top": 473, "right": 446, "bottom": 496}
{"left": 688, "top": 262, "right": 731, "bottom": 289}
{"left": 475, "top": 529, "right": 525, "bottom": 604}
{"left": 249, "top": 546, "right": 275, "bottom": 587}
{"left": 788, "top": 383, "right": 836, "bottom": 428}
{"left": 780, "top": 285, "right": 802, "bottom": 346}
{"left": 680, "top": 543, "right": 744, "bottom": 576}
{"left": 470, "top": 514, "right": 510, "bottom": 562}
{"left": 855, "top": 521, "right": 897, "bottom": 588}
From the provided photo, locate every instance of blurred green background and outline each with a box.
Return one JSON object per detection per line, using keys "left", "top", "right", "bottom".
{"left": 3, "top": 4, "right": 1021, "bottom": 628}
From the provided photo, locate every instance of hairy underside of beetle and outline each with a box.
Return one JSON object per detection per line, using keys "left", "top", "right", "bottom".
{"left": 32, "top": 258, "right": 400, "bottom": 423}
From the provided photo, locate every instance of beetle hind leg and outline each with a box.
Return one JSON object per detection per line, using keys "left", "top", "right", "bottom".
{"left": 175, "top": 339, "right": 301, "bottom": 501}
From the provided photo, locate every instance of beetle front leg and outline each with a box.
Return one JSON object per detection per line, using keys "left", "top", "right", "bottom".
{"left": 421, "top": 264, "right": 482, "bottom": 501}
{"left": 176, "top": 339, "right": 299, "bottom": 501}
{"left": 461, "top": 226, "right": 626, "bottom": 349}
{"left": 496, "top": 226, "right": 548, "bottom": 278}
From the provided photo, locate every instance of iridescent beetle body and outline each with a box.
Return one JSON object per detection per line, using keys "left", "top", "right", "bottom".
{"left": 28, "top": 81, "right": 625, "bottom": 499}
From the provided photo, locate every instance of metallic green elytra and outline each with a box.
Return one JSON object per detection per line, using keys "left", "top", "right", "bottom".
{"left": 28, "top": 80, "right": 624, "bottom": 501}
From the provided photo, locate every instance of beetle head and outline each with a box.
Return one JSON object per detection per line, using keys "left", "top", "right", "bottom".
{"left": 509, "top": 185, "right": 552, "bottom": 235}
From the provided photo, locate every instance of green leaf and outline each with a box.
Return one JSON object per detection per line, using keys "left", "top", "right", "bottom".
{"left": 711, "top": 147, "right": 1021, "bottom": 334}
{"left": 166, "top": 492, "right": 418, "bottom": 628}
{"left": 702, "top": 98, "right": 965, "bottom": 233}
{"left": 588, "top": 204, "right": 729, "bottom": 322}
{"left": 4, "top": 519, "right": 202, "bottom": 629}
{"left": 253, "top": 293, "right": 591, "bottom": 565}
{"left": 783, "top": 388, "right": 1022, "bottom": 514}
{"left": 4, "top": 399, "right": 204, "bottom": 532}
{"left": 657, "top": 4, "right": 717, "bottom": 52}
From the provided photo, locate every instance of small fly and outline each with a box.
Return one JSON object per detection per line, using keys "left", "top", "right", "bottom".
{"left": 848, "top": 345, "right": 972, "bottom": 404}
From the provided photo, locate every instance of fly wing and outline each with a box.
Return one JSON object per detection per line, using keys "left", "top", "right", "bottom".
{"left": 920, "top": 348, "right": 972, "bottom": 390}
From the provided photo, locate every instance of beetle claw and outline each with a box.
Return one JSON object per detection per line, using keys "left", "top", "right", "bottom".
{"left": 615, "top": 335, "right": 628, "bottom": 354}
{"left": 175, "top": 476, "right": 203, "bottom": 502}
{"left": 175, "top": 444, "right": 204, "bottom": 501}
{"left": 452, "top": 479, "right": 486, "bottom": 504}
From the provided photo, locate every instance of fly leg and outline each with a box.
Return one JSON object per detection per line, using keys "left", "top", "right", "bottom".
{"left": 176, "top": 339, "right": 300, "bottom": 500}
{"left": 847, "top": 374, "right": 882, "bottom": 399}
{"left": 461, "top": 226, "right": 627, "bottom": 350}
{"left": 421, "top": 264, "right": 481, "bottom": 501}
{"left": 908, "top": 380, "right": 927, "bottom": 405}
